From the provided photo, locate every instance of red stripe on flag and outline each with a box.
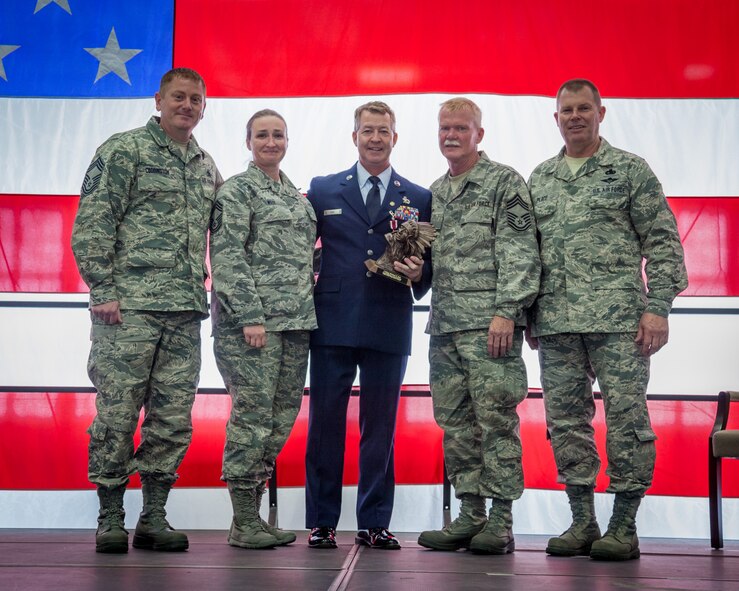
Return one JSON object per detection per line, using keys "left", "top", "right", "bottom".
{"left": 174, "top": 0, "right": 739, "bottom": 98}
{"left": 0, "top": 195, "right": 84, "bottom": 293}
{"left": 2, "top": 195, "right": 737, "bottom": 296}
{"left": 673, "top": 197, "right": 739, "bottom": 296}
{"left": 0, "top": 392, "right": 736, "bottom": 497}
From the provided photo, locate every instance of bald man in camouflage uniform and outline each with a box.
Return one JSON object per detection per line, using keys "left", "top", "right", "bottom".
{"left": 527, "top": 79, "right": 687, "bottom": 561}
{"left": 210, "top": 110, "right": 317, "bottom": 549}
{"left": 418, "top": 98, "right": 540, "bottom": 555}
{"left": 72, "top": 68, "right": 221, "bottom": 554}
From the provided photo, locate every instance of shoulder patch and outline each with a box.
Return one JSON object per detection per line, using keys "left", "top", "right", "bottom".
{"left": 81, "top": 156, "right": 105, "bottom": 198}
{"left": 210, "top": 200, "right": 223, "bottom": 234}
{"left": 506, "top": 193, "right": 532, "bottom": 232}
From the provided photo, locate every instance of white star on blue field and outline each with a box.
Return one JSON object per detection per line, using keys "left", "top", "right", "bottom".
{"left": 0, "top": 0, "right": 173, "bottom": 97}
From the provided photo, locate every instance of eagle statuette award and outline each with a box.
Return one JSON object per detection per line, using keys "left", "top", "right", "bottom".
{"left": 365, "top": 220, "right": 437, "bottom": 287}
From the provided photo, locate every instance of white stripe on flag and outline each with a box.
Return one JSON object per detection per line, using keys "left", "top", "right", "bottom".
{"left": 2, "top": 95, "right": 738, "bottom": 196}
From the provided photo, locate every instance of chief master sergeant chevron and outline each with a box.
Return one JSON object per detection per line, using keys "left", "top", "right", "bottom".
{"left": 71, "top": 68, "right": 222, "bottom": 554}
{"left": 527, "top": 79, "right": 688, "bottom": 561}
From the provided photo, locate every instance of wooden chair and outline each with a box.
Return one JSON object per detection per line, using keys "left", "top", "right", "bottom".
{"left": 709, "top": 390, "right": 739, "bottom": 549}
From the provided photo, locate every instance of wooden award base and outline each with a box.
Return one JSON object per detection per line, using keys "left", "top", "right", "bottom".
{"left": 364, "top": 259, "right": 411, "bottom": 287}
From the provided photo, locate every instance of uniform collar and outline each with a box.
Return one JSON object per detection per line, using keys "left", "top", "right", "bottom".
{"left": 443, "top": 151, "right": 490, "bottom": 187}
{"left": 551, "top": 137, "right": 615, "bottom": 179}
{"left": 465, "top": 151, "right": 493, "bottom": 185}
{"left": 356, "top": 161, "right": 393, "bottom": 190}
{"left": 246, "top": 161, "right": 297, "bottom": 193}
{"left": 147, "top": 116, "right": 202, "bottom": 161}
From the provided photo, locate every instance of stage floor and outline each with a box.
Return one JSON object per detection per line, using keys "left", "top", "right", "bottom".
{"left": 1, "top": 530, "right": 737, "bottom": 591}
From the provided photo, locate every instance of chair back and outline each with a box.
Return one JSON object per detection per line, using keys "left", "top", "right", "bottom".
{"left": 711, "top": 391, "right": 739, "bottom": 459}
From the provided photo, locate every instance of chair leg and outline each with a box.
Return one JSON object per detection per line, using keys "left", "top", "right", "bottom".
{"left": 709, "top": 454, "right": 723, "bottom": 549}
{"left": 442, "top": 463, "right": 451, "bottom": 527}
{"left": 268, "top": 463, "right": 278, "bottom": 527}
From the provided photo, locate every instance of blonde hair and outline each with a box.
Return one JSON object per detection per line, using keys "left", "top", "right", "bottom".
{"left": 439, "top": 97, "right": 482, "bottom": 128}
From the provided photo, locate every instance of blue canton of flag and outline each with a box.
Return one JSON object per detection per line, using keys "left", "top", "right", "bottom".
{"left": 0, "top": 0, "right": 174, "bottom": 97}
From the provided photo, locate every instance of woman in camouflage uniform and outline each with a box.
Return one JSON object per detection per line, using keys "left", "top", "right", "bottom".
{"left": 210, "top": 110, "right": 317, "bottom": 549}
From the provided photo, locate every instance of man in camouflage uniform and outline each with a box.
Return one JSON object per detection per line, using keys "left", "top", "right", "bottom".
{"left": 71, "top": 68, "right": 221, "bottom": 554}
{"left": 210, "top": 109, "right": 317, "bottom": 549}
{"left": 527, "top": 79, "right": 688, "bottom": 561}
{"left": 418, "top": 98, "right": 541, "bottom": 555}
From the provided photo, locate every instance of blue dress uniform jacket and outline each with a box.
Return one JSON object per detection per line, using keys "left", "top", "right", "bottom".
{"left": 308, "top": 165, "right": 432, "bottom": 354}
{"left": 305, "top": 163, "right": 431, "bottom": 530}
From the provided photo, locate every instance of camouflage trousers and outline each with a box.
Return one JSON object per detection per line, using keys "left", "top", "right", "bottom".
{"left": 214, "top": 330, "right": 309, "bottom": 487}
{"left": 429, "top": 328, "right": 527, "bottom": 500}
{"left": 87, "top": 310, "right": 202, "bottom": 488}
{"left": 538, "top": 332, "right": 655, "bottom": 494}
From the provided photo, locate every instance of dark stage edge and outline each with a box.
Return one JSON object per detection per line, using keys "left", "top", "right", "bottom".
{"left": 0, "top": 530, "right": 738, "bottom": 591}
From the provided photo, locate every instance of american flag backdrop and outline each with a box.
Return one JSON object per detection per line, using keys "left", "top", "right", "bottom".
{"left": 0, "top": 0, "right": 738, "bottom": 534}
{"left": 2, "top": 0, "right": 739, "bottom": 294}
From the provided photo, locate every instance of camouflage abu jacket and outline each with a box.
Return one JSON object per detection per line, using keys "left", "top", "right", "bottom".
{"left": 528, "top": 138, "right": 688, "bottom": 337}
{"left": 71, "top": 116, "right": 222, "bottom": 315}
{"left": 427, "top": 151, "right": 541, "bottom": 335}
{"left": 210, "top": 162, "right": 318, "bottom": 333}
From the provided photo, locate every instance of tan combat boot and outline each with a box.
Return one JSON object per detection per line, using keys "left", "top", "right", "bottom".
{"left": 418, "top": 494, "right": 487, "bottom": 550}
{"left": 227, "top": 482, "right": 280, "bottom": 549}
{"left": 132, "top": 474, "right": 189, "bottom": 551}
{"left": 255, "top": 481, "right": 296, "bottom": 545}
{"left": 95, "top": 484, "right": 128, "bottom": 553}
{"left": 546, "top": 484, "right": 601, "bottom": 556}
{"left": 469, "top": 498, "right": 515, "bottom": 555}
{"left": 589, "top": 492, "right": 642, "bottom": 561}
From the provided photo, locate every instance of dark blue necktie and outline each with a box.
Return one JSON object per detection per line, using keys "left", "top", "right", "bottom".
{"left": 366, "top": 176, "right": 381, "bottom": 221}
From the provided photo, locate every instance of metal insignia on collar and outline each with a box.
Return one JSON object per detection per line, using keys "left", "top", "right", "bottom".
{"left": 394, "top": 180, "right": 401, "bottom": 187}
{"left": 346, "top": 174, "right": 353, "bottom": 180}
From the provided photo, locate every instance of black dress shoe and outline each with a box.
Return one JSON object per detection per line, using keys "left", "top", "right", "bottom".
{"left": 308, "top": 527, "right": 337, "bottom": 549}
{"left": 355, "top": 528, "right": 401, "bottom": 550}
